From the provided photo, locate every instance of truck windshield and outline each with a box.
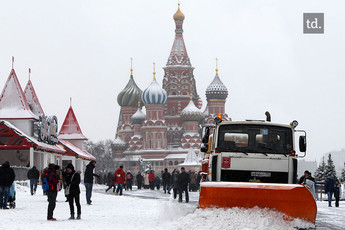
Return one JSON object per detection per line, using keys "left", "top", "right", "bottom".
{"left": 217, "top": 124, "right": 293, "bottom": 154}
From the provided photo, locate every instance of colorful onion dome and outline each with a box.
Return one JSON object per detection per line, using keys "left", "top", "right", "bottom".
{"left": 181, "top": 98, "right": 203, "bottom": 121}
{"left": 132, "top": 107, "right": 146, "bottom": 124}
{"left": 142, "top": 70, "right": 167, "bottom": 105}
{"left": 205, "top": 73, "right": 228, "bottom": 100}
{"left": 113, "top": 134, "right": 128, "bottom": 151}
{"left": 117, "top": 75, "right": 143, "bottom": 107}
{"left": 173, "top": 3, "right": 185, "bottom": 21}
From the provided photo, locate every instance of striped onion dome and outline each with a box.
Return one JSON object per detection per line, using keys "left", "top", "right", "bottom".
{"left": 117, "top": 75, "right": 143, "bottom": 107}
{"left": 132, "top": 107, "right": 146, "bottom": 124}
{"left": 113, "top": 135, "right": 128, "bottom": 150}
{"left": 181, "top": 99, "right": 203, "bottom": 121}
{"left": 142, "top": 78, "right": 167, "bottom": 105}
{"left": 205, "top": 74, "right": 228, "bottom": 100}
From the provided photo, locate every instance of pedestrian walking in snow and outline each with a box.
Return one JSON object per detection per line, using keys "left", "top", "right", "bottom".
{"left": 27, "top": 166, "right": 39, "bottom": 195}
{"left": 126, "top": 171, "right": 133, "bottom": 190}
{"left": 324, "top": 175, "right": 335, "bottom": 207}
{"left": 162, "top": 168, "right": 171, "bottom": 194}
{"left": 189, "top": 171, "right": 197, "bottom": 192}
{"left": 149, "top": 170, "right": 155, "bottom": 190}
{"left": 171, "top": 169, "right": 180, "bottom": 199}
{"left": 84, "top": 160, "right": 99, "bottom": 205}
{"left": 144, "top": 172, "right": 149, "bottom": 189}
{"left": 178, "top": 167, "right": 190, "bottom": 203}
{"left": 65, "top": 163, "right": 81, "bottom": 220}
{"left": 115, "top": 166, "right": 126, "bottom": 195}
{"left": 334, "top": 180, "right": 341, "bottom": 207}
{"left": 105, "top": 172, "right": 116, "bottom": 193}
{"left": 46, "top": 164, "right": 60, "bottom": 220}
{"left": 0, "top": 161, "right": 15, "bottom": 209}
{"left": 136, "top": 172, "right": 143, "bottom": 190}
{"left": 155, "top": 176, "right": 161, "bottom": 190}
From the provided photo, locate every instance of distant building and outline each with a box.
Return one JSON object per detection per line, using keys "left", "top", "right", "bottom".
{"left": 113, "top": 4, "right": 229, "bottom": 173}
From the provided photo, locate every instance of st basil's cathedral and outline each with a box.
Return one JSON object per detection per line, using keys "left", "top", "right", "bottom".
{"left": 112, "top": 4, "right": 229, "bottom": 172}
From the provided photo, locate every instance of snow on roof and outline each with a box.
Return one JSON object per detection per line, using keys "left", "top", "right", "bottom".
{"left": 180, "top": 148, "right": 201, "bottom": 166}
{"left": 58, "top": 106, "right": 87, "bottom": 140}
{"left": 0, "top": 69, "right": 37, "bottom": 120}
{"left": 23, "top": 80, "right": 44, "bottom": 117}
{"left": 59, "top": 139, "right": 95, "bottom": 161}
{"left": 1, "top": 120, "right": 65, "bottom": 154}
{"left": 164, "top": 153, "right": 188, "bottom": 159}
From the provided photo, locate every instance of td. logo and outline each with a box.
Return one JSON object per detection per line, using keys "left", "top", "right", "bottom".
{"left": 303, "top": 13, "right": 324, "bottom": 34}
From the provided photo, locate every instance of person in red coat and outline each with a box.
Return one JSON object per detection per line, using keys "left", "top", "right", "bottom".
{"left": 114, "top": 166, "right": 126, "bottom": 195}
{"left": 149, "top": 170, "right": 155, "bottom": 190}
{"left": 46, "top": 164, "right": 60, "bottom": 221}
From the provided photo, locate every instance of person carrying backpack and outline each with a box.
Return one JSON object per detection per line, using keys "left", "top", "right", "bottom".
{"left": 46, "top": 164, "right": 60, "bottom": 221}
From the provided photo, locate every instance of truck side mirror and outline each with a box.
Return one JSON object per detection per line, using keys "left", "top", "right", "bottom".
{"left": 299, "top": 136, "right": 306, "bottom": 152}
{"left": 201, "top": 143, "right": 209, "bottom": 152}
{"left": 202, "top": 127, "right": 210, "bottom": 144}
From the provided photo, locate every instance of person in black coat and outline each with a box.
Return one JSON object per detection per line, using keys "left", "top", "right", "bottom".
{"left": 334, "top": 180, "right": 341, "bottom": 207}
{"left": 84, "top": 160, "right": 99, "bottom": 205}
{"left": 65, "top": 163, "right": 81, "bottom": 219}
{"left": 324, "top": 175, "right": 335, "bottom": 207}
{"left": 136, "top": 172, "right": 143, "bottom": 190}
{"left": 27, "top": 166, "right": 40, "bottom": 195}
{"left": 162, "top": 168, "right": 171, "bottom": 194}
{"left": 0, "top": 161, "right": 16, "bottom": 209}
{"left": 178, "top": 167, "right": 190, "bottom": 203}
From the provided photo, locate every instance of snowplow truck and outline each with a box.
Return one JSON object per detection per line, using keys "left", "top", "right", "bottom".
{"left": 199, "top": 114, "right": 317, "bottom": 223}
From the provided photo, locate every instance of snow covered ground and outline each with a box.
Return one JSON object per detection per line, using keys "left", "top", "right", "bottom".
{"left": 0, "top": 182, "right": 344, "bottom": 230}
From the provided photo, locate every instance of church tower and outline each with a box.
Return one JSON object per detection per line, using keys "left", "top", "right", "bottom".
{"left": 116, "top": 62, "right": 143, "bottom": 143}
{"left": 141, "top": 64, "right": 168, "bottom": 149}
{"left": 204, "top": 61, "right": 229, "bottom": 124}
{"left": 163, "top": 4, "right": 200, "bottom": 148}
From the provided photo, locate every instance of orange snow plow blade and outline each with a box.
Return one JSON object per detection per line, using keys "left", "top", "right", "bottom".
{"left": 198, "top": 182, "right": 317, "bottom": 223}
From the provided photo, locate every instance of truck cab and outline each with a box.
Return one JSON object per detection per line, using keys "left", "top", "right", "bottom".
{"left": 201, "top": 117, "right": 307, "bottom": 184}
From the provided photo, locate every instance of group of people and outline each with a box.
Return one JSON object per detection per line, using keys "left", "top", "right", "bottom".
{"left": 324, "top": 175, "right": 342, "bottom": 207}
{"left": 40, "top": 162, "right": 82, "bottom": 221}
{"left": 299, "top": 170, "right": 342, "bottom": 207}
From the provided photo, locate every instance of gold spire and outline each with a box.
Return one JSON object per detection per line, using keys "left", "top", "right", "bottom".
{"left": 130, "top": 57, "right": 133, "bottom": 76}
{"left": 216, "top": 57, "right": 219, "bottom": 75}
{"left": 153, "top": 62, "right": 156, "bottom": 80}
{"left": 173, "top": 3, "right": 185, "bottom": 21}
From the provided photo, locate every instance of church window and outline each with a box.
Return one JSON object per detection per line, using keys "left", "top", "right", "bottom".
{"left": 155, "top": 162, "right": 159, "bottom": 166}
{"left": 174, "top": 160, "right": 178, "bottom": 165}
{"left": 172, "top": 92, "right": 176, "bottom": 95}
{"left": 160, "top": 162, "right": 163, "bottom": 166}
{"left": 169, "top": 161, "right": 173, "bottom": 165}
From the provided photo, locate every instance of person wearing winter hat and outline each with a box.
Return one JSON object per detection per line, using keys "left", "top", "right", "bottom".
{"left": 65, "top": 163, "right": 81, "bottom": 219}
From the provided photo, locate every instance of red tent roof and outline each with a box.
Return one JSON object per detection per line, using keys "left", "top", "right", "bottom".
{"left": 58, "top": 106, "right": 87, "bottom": 140}
{"left": 0, "top": 69, "right": 37, "bottom": 120}
{"left": 59, "top": 139, "right": 95, "bottom": 161}
{"left": 24, "top": 80, "right": 45, "bottom": 117}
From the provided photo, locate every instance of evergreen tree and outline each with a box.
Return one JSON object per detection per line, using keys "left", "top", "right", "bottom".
{"left": 325, "top": 153, "right": 336, "bottom": 178}
{"left": 314, "top": 157, "right": 326, "bottom": 181}
{"left": 341, "top": 162, "right": 345, "bottom": 181}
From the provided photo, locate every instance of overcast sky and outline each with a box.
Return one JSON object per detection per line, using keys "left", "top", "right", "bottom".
{"left": 0, "top": 0, "right": 344, "bottom": 162}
